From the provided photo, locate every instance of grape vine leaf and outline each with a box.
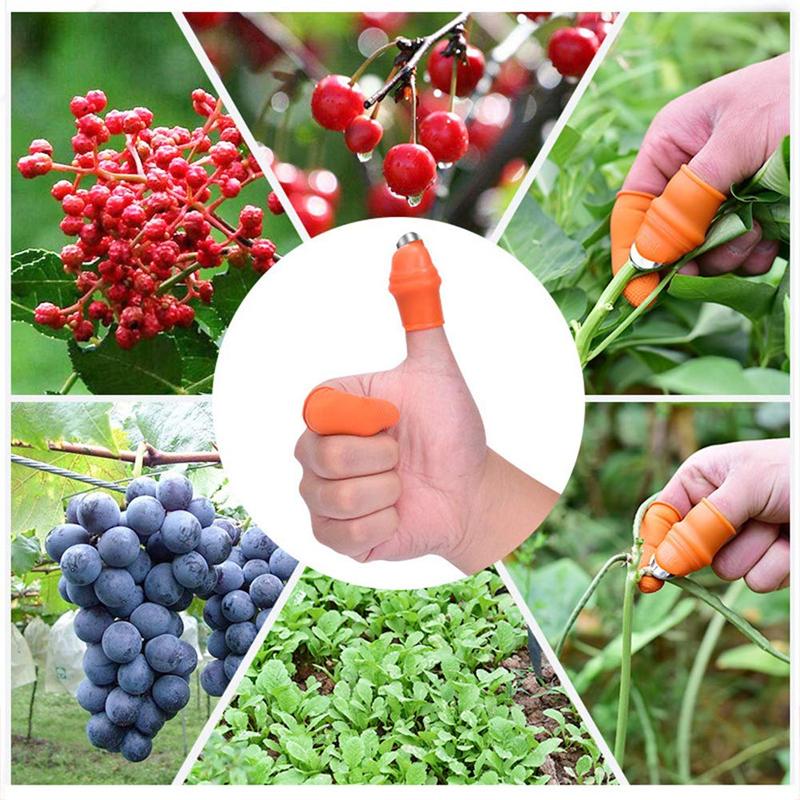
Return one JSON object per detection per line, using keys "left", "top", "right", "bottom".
{"left": 123, "top": 400, "right": 216, "bottom": 454}
{"left": 11, "top": 532, "right": 41, "bottom": 575}
{"left": 12, "top": 401, "right": 116, "bottom": 451}
{"left": 11, "top": 249, "right": 77, "bottom": 340}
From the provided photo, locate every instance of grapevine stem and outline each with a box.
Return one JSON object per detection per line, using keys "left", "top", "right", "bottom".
{"left": 10, "top": 439, "right": 220, "bottom": 465}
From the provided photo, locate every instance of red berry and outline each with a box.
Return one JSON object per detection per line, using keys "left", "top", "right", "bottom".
{"left": 427, "top": 40, "right": 485, "bottom": 96}
{"left": 209, "top": 141, "right": 238, "bottom": 167}
{"left": 29, "top": 138, "right": 53, "bottom": 155}
{"left": 69, "top": 95, "right": 90, "bottom": 117}
{"left": 307, "top": 169, "right": 340, "bottom": 207}
{"left": 73, "top": 319, "right": 95, "bottom": 342}
{"left": 60, "top": 244, "right": 85, "bottom": 270}
{"left": 185, "top": 12, "right": 229, "bottom": 29}
{"left": 367, "top": 182, "right": 435, "bottom": 218}
{"left": 239, "top": 205, "right": 264, "bottom": 237}
{"left": 61, "top": 194, "right": 86, "bottom": 216}
{"left": 344, "top": 115, "right": 383, "bottom": 157}
{"left": 418, "top": 111, "right": 469, "bottom": 165}
{"left": 274, "top": 162, "right": 308, "bottom": 195}
{"left": 251, "top": 239, "right": 276, "bottom": 261}
{"left": 267, "top": 191, "right": 284, "bottom": 215}
{"left": 383, "top": 143, "right": 437, "bottom": 200}
{"left": 86, "top": 89, "right": 107, "bottom": 113}
{"left": 548, "top": 27, "right": 600, "bottom": 78}
{"left": 50, "top": 180, "right": 74, "bottom": 200}
{"left": 17, "top": 153, "right": 52, "bottom": 178}
{"left": 34, "top": 302, "right": 65, "bottom": 329}
{"left": 88, "top": 300, "right": 110, "bottom": 320}
{"left": 175, "top": 304, "right": 195, "bottom": 327}
{"left": 291, "top": 193, "right": 334, "bottom": 238}
{"left": 115, "top": 325, "right": 140, "bottom": 350}
{"left": 582, "top": 20, "right": 613, "bottom": 44}
{"left": 310, "top": 75, "right": 365, "bottom": 132}
{"left": 221, "top": 177, "right": 241, "bottom": 197}
{"left": 522, "top": 12, "right": 550, "bottom": 22}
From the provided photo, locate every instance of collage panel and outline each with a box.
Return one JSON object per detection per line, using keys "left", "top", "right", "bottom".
{"left": 498, "top": 11, "right": 790, "bottom": 395}
{"left": 506, "top": 402, "right": 790, "bottom": 784}
{"left": 11, "top": 11, "right": 301, "bottom": 396}
{"left": 2, "top": 6, "right": 795, "bottom": 796}
{"left": 184, "top": 568, "right": 617, "bottom": 786}
{"left": 183, "top": 11, "right": 618, "bottom": 235}
{"left": 10, "top": 399, "right": 298, "bottom": 781}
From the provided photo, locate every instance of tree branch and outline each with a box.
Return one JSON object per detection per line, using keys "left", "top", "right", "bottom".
{"left": 11, "top": 440, "right": 220, "bottom": 466}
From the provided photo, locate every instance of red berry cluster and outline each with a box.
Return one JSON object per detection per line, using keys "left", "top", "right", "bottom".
{"left": 310, "top": 32, "right": 486, "bottom": 206}
{"left": 262, "top": 148, "right": 339, "bottom": 237}
{"left": 547, "top": 13, "right": 616, "bottom": 78}
{"left": 17, "top": 88, "right": 277, "bottom": 350}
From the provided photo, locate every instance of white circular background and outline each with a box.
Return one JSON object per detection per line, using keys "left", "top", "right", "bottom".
{"left": 213, "top": 218, "right": 584, "bottom": 589}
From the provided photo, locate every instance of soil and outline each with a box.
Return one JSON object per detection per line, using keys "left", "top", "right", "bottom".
{"left": 502, "top": 647, "right": 598, "bottom": 785}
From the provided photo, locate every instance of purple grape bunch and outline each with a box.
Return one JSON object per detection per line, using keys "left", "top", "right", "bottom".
{"left": 49, "top": 470, "right": 298, "bottom": 762}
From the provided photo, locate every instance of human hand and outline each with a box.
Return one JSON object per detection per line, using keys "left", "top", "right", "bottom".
{"left": 626, "top": 54, "right": 788, "bottom": 275}
{"left": 656, "top": 439, "right": 790, "bottom": 592}
{"left": 294, "top": 237, "right": 558, "bottom": 572}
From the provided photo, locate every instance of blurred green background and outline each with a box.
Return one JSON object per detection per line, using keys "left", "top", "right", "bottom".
{"left": 11, "top": 12, "right": 300, "bottom": 394}
{"left": 507, "top": 402, "right": 790, "bottom": 784}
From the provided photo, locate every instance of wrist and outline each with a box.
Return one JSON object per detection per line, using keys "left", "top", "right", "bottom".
{"left": 444, "top": 449, "right": 560, "bottom": 573}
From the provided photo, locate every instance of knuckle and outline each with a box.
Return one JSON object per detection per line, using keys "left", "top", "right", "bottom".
{"left": 315, "top": 438, "right": 348, "bottom": 478}
{"left": 323, "top": 481, "right": 359, "bottom": 517}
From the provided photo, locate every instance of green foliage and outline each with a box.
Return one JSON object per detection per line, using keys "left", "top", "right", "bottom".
{"left": 10, "top": 13, "right": 302, "bottom": 394}
{"left": 507, "top": 403, "right": 790, "bottom": 784}
{"left": 189, "top": 570, "right": 614, "bottom": 785}
{"left": 500, "top": 12, "right": 790, "bottom": 394}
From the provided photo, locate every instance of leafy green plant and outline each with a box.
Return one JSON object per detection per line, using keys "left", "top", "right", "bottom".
{"left": 508, "top": 403, "right": 790, "bottom": 784}
{"left": 500, "top": 12, "right": 790, "bottom": 394}
{"left": 188, "top": 570, "right": 615, "bottom": 785}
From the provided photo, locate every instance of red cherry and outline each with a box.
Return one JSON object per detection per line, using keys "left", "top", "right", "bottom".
{"left": 418, "top": 111, "right": 469, "bottom": 166}
{"left": 291, "top": 193, "right": 334, "bottom": 237}
{"left": 311, "top": 75, "right": 365, "bottom": 131}
{"left": 307, "top": 169, "right": 340, "bottom": 208}
{"left": 521, "top": 12, "right": 550, "bottom": 22}
{"left": 582, "top": 20, "right": 613, "bottom": 44}
{"left": 427, "top": 40, "right": 485, "bottom": 97}
{"left": 575, "top": 12, "right": 615, "bottom": 26}
{"left": 185, "top": 12, "right": 229, "bottom": 29}
{"left": 548, "top": 27, "right": 600, "bottom": 78}
{"left": 344, "top": 115, "right": 384, "bottom": 157}
{"left": 274, "top": 162, "right": 308, "bottom": 196}
{"left": 383, "top": 144, "right": 437, "bottom": 201}
{"left": 367, "top": 182, "right": 436, "bottom": 218}
{"left": 359, "top": 12, "right": 408, "bottom": 33}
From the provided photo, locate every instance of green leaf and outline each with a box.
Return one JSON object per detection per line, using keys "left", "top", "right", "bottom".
{"left": 11, "top": 250, "right": 77, "bottom": 340}
{"left": 499, "top": 198, "right": 586, "bottom": 288}
{"left": 667, "top": 273, "right": 777, "bottom": 321}
{"left": 716, "top": 643, "right": 790, "bottom": 677}
{"left": 121, "top": 400, "right": 216, "bottom": 454}
{"left": 521, "top": 558, "right": 593, "bottom": 642}
{"left": 68, "top": 325, "right": 217, "bottom": 394}
{"left": 549, "top": 125, "right": 582, "bottom": 168}
{"left": 734, "top": 136, "right": 790, "bottom": 198}
{"left": 11, "top": 533, "right": 41, "bottom": 574}
{"left": 11, "top": 401, "right": 116, "bottom": 451}
{"left": 651, "top": 356, "right": 788, "bottom": 395}
{"left": 551, "top": 287, "right": 588, "bottom": 325}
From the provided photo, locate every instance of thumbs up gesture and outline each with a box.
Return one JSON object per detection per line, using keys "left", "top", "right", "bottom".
{"left": 294, "top": 234, "right": 558, "bottom": 571}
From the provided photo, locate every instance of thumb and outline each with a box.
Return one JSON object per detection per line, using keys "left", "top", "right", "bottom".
{"left": 302, "top": 384, "right": 399, "bottom": 437}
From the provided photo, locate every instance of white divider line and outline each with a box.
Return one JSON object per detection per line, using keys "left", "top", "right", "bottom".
{"left": 487, "top": 11, "right": 629, "bottom": 246}
{"left": 494, "top": 559, "right": 629, "bottom": 786}
{"left": 171, "top": 562, "right": 307, "bottom": 786}
{"left": 171, "top": 11, "right": 312, "bottom": 244}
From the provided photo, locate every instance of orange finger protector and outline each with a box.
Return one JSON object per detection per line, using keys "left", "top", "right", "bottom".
{"left": 634, "top": 165, "right": 725, "bottom": 266}
{"left": 302, "top": 386, "right": 399, "bottom": 437}
{"left": 610, "top": 190, "right": 657, "bottom": 307}
{"left": 654, "top": 497, "right": 736, "bottom": 578}
{"left": 637, "top": 501, "right": 682, "bottom": 594}
{"left": 389, "top": 233, "right": 443, "bottom": 332}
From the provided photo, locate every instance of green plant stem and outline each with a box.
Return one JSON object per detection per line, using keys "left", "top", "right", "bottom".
{"left": 613, "top": 562, "right": 636, "bottom": 767}
{"left": 155, "top": 260, "right": 200, "bottom": 296}
{"left": 631, "top": 683, "right": 660, "bottom": 784}
{"left": 26, "top": 672, "right": 37, "bottom": 739}
{"left": 554, "top": 552, "right": 628, "bottom": 657}
{"left": 58, "top": 372, "right": 78, "bottom": 395}
{"left": 587, "top": 265, "right": 682, "bottom": 362}
{"left": 691, "top": 732, "right": 790, "bottom": 784}
{"left": 676, "top": 581, "right": 743, "bottom": 783}
{"left": 672, "top": 576, "right": 789, "bottom": 664}
{"left": 574, "top": 259, "right": 637, "bottom": 365}
{"left": 350, "top": 39, "right": 400, "bottom": 85}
